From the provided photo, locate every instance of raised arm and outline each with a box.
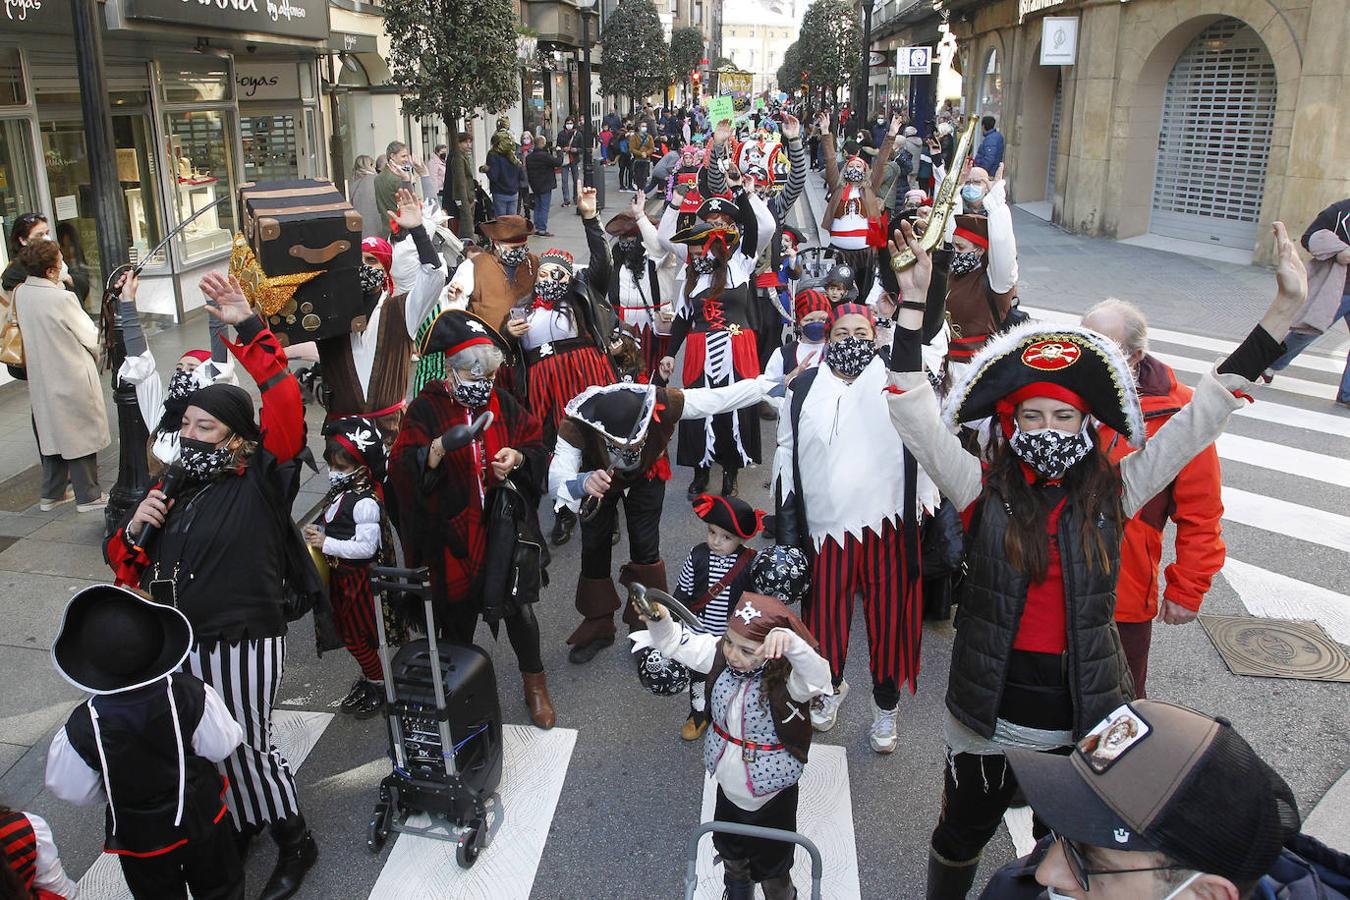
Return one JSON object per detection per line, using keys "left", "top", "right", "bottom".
{"left": 767, "top": 118, "right": 808, "bottom": 221}
{"left": 870, "top": 116, "right": 901, "bottom": 193}
{"left": 577, "top": 186, "right": 609, "bottom": 296}
{"left": 387, "top": 188, "right": 449, "bottom": 336}
{"left": 818, "top": 113, "right": 840, "bottom": 190}
{"left": 113, "top": 272, "right": 166, "bottom": 432}
{"left": 983, "top": 164, "right": 1018, "bottom": 293}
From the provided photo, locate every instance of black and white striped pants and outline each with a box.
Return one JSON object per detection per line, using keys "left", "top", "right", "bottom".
{"left": 186, "top": 636, "right": 300, "bottom": 829}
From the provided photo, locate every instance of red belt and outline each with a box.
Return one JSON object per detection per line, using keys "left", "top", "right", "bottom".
{"left": 712, "top": 721, "right": 784, "bottom": 753}
{"left": 948, "top": 333, "right": 991, "bottom": 361}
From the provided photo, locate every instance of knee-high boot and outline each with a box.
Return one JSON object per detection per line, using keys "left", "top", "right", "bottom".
{"left": 567, "top": 576, "right": 620, "bottom": 663}
{"left": 926, "top": 847, "right": 980, "bottom": 900}
{"left": 618, "top": 559, "right": 668, "bottom": 629}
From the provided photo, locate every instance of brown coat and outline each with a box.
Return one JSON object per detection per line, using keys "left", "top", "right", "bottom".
{"left": 317, "top": 292, "right": 412, "bottom": 417}
{"left": 11, "top": 276, "right": 110, "bottom": 459}
{"left": 819, "top": 132, "right": 895, "bottom": 231}
{"left": 468, "top": 252, "right": 538, "bottom": 332}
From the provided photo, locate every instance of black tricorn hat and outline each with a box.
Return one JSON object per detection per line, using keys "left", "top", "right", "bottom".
{"left": 420, "top": 309, "right": 510, "bottom": 358}
{"left": 942, "top": 322, "right": 1146, "bottom": 447}
{"left": 563, "top": 383, "right": 658, "bottom": 446}
{"left": 52, "top": 585, "right": 192, "bottom": 695}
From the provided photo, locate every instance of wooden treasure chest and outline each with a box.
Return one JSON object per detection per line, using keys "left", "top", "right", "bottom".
{"left": 238, "top": 179, "right": 363, "bottom": 276}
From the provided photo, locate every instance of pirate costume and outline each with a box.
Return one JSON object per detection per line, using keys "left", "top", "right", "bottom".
{"left": 747, "top": 132, "right": 809, "bottom": 365}
{"left": 606, "top": 211, "right": 674, "bottom": 379}
{"left": 45, "top": 586, "right": 245, "bottom": 900}
{"left": 646, "top": 592, "right": 831, "bottom": 900}
{"left": 388, "top": 310, "right": 557, "bottom": 729}
{"left": 318, "top": 416, "right": 390, "bottom": 718}
{"left": 447, "top": 215, "right": 539, "bottom": 335}
{"left": 659, "top": 193, "right": 778, "bottom": 498}
{"left": 884, "top": 318, "right": 1287, "bottom": 897}
{"left": 820, "top": 133, "right": 896, "bottom": 300}
{"left": 944, "top": 190, "right": 1019, "bottom": 368}
{"left": 104, "top": 314, "right": 326, "bottom": 900}
{"left": 0, "top": 808, "right": 77, "bottom": 899}
{"left": 673, "top": 494, "right": 765, "bottom": 741}
{"left": 775, "top": 303, "right": 938, "bottom": 746}
{"left": 549, "top": 376, "right": 779, "bottom": 663}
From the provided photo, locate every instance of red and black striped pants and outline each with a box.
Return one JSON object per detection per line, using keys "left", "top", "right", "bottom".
{"left": 331, "top": 561, "right": 384, "bottom": 682}
{"left": 803, "top": 519, "right": 922, "bottom": 701}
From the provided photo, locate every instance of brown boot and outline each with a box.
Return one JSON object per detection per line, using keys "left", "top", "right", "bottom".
{"left": 618, "top": 560, "right": 668, "bottom": 629}
{"left": 522, "top": 671, "right": 556, "bottom": 729}
{"left": 680, "top": 708, "right": 710, "bottom": 741}
{"left": 568, "top": 576, "right": 620, "bottom": 664}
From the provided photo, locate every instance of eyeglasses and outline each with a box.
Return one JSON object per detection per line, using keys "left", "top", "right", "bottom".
{"left": 1053, "top": 833, "right": 1189, "bottom": 892}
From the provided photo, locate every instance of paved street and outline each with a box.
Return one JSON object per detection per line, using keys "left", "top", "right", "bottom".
{"left": 1, "top": 164, "right": 1347, "bottom": 899}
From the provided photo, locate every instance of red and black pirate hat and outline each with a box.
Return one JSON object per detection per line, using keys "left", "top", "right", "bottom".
{"left": 942, "top": 322, "right": 1146, "bottom": 447}
{"left": 692, "top": 493, "right": 765, "bottom": 540}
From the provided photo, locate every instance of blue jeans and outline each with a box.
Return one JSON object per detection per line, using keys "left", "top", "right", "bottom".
{"left": 561, "top": 162, "right": 579, "bottom": 202}
{"left": 1274, "top": 291, "right": 1350, "bottom": 402}
{"left": 533, "top": 190, "right": 552, "bottom": 232}
{"left": 492, "top": 192, "right": 517, "bottom": 218}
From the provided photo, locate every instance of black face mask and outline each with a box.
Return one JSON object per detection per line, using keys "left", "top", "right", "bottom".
{"left": 825, "top": 335, "right": 876, "bottom": 379}
{"left": 1009, "top": 424, "right": 1094, "bottom": 480}
{"left": 950, "top": 250, "right": 984, "bottom": 276}
{"left": 359, "top": 264, "right": 386, "bottom": 297}
{"left": 690, "top": 255, "right": 718, "bottom": 276}
{"left": 535, "top": 277, "right": 570, "bottom": 304}
{"left": 167, "top": 369, "right": 197, "bottom": 401}
{"left": 178, "top": 435, "right": 234, "bottom": 482}
{"left": 498, "top": 246, "right": 529, "bottom": 267}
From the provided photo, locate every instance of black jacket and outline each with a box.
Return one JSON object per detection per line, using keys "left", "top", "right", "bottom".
{"left": 525, "top": 150, "right": 562, "bottom": 194}
{"left": 949, "top": 488, "right": 1134, "bottom": 740}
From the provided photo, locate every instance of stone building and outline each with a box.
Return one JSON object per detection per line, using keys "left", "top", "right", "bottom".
{"left": 941, "top": 0, "right": 1349, "bottom": 265}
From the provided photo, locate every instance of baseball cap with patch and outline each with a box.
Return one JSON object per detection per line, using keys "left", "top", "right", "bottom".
{"left": 1006, "top": 700, "right": 1300, "bottom": 883}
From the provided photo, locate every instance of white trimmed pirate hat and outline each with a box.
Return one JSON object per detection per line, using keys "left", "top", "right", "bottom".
{"left": 942, "top": 322, "right": 1146, "bottom": 446}
{"left": 53, "top": 585, "right": 193, "bottom": 695}
{"left": 563, "top": 383, "right": 658, "bottom": 447}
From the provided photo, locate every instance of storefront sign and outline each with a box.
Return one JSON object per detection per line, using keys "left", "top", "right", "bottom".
{"left": 235, "top": 62, "right": 301, "bottom": 100}
{"left": 1040, "top": 17, "right": 1078, "bottom": 65}
{"left": 868, "top": 51, "right": 891, "bottom": 68}
{"left": 123, "top": 0, "right": 329, "bottom": 41}
{"left": 1019, "top": 0, "right": 1066, "bottom": 23}
{"left": 896, "top": 46, "right": 932, "bottom": 76}
{"left": 327, "top": 31, "right": 377, "bottom": 54}
{"left": 5, "top": 0, "right": 50, "bottom": 25}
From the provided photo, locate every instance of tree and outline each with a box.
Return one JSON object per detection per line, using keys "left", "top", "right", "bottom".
{"left": 777, "top": 40, "right": 803, "bottom": 94}
{"left": 669, "top": 26, "right": 705, "bottom": 102}
{"left": 797, "top": 0, "right": 857, "bottom": 102}
{"left": 600, "top": 0, "right": 670, "bottom": 107}
{"left": 382, "top": 0, "right": 519, "bottom": 139}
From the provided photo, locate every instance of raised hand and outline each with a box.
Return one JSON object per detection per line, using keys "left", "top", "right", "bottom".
{"left": 890, "top": 220, "right": 932, "bottom": 312}
{"left": 993, "top": 162, "right": 1005, "bottom": 186}
{"left": 781, "top": 113, "right": 801, "bottom": 140}
{"left": 631, "top": 190, "right": 646, "bottom": 218}
{"left": 199, "top": 272, "right": 254, "bottom": 325}
{"left": 888, "top": 114, "right": 903, "bottom": 138}
{"left": 714, "top": 118, "right": 733, "bottom": 146}
{"left": 1261, "top": 221, "right": 1308, "bottom": 339}
{"left": 816, "top": 111, "right": 830, "bottom": 135}
{"left": 390, "top": 187, "right": 423, "bottom": 231}
{"left": 577, "top": 183, "right": 598, "bottom": 219}
{"left": 116, "top": 270, "right": 139, "bottom": 302}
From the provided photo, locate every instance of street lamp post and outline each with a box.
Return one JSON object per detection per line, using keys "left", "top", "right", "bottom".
{"left": 854, "top": 0, "right": 876, "bottom": 119}
{"left": 577, "top": 0, "right": 604, "bottom": 211}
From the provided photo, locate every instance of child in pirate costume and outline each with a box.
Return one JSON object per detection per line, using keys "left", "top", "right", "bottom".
{"left": 820, "top": 262, "right": 858, "bottom": 306}
{"left": 882, "top": 220, "right": 1308, "bottom": 897}
{"left": 762, "top": 288, "right": 831, "bottom": 411}
{"left": 818, "top": 111, "right": 901, "bottom": 301}
{"left": 775, "top": 300, "right": 939, "bottom": 754}
{"left": 0, "top": 804, "right": 77, "bottom": 899}
{"left": 657, "top": 186, "right": 777, "bottom": 500}
{"left": 673, "top": 493, "right": 766, "bottom": 740}
{"left": 637, "top": 592, "right": 831, "bottom": 900}
{"left": 45, "top": 585, "right": 245, "bottom": 900}
{"left": 550, "top": 374, "right": 782, "bottom": 664}
{"left": 303, "top": 416, "right": 390, "bottom": 719}
{"left": 944, "top": 166, "right": 1020, "bottom": 371}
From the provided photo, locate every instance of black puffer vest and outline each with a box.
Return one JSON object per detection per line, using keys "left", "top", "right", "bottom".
{"left": 947, "top": 488, "right": 1135, "bottom": 740}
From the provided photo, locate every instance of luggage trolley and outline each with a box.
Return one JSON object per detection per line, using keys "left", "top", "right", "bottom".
{"left": 366, "top": 566, "right": 505, "bottom": 868}
{"left": 683, "top": 822, "right": 825, "bottom": 900}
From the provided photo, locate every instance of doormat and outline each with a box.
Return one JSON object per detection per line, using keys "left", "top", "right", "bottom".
{"left": 1200, "top": 615, "right": 1350, "bottom": 683}
{"left": 0, "top": 465, "right": 43, "bottom": 513}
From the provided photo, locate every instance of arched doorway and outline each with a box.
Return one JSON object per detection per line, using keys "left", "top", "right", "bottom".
{"left": 1012, "top": 41, "right": 1062, "bottom": 209}
{"left": 1149, "top": 17, "right": 1277, "bottom": 249}
{"left": 978, "top": 49, "right": 1002, "bottom": 121}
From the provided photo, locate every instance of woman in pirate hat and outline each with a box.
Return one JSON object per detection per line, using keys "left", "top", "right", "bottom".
{"left": 606, "top": 194, "right": 679, "bottom": 380}
{"left": 388, "top": 309, "right": 555, "bottom": 728}
{"left": 882, "top": 221, "right": 1309, "bottom": 898}
{"left": 657, "top": 184, "right": 777, "bottom": 500}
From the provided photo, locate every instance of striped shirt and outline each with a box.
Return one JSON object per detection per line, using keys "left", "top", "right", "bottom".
{"left": 676, "top": 546, "right": 742, "bottom": 636}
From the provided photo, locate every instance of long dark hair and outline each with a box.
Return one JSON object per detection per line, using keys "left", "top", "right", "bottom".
{"left": 984, "top": 424, "right": 1124, "bottom": 581}
{"left": 682, "top": 240, "right": 730, "bottom": 307}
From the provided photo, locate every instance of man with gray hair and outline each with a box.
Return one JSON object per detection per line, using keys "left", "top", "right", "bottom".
{"left": 1081, "top": 298, "right": 1225, "bottom": 696}
{"left": 374, "top": 140, "right": 422, "bottom": 238}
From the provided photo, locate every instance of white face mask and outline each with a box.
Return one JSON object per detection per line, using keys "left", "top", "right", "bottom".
{"left": 1045, "top": 868, "right": 1200, "bottom": 900}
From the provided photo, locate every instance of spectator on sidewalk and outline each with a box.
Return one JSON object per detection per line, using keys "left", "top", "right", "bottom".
{"left": 616, "top": 126, "right": 634, "bottom": 191}
{"left": 557, "top": 117, "right": 583, "bottom": 207}
{"left": 13, "top": 239, "right": 109, "bottom": 512}
{"left": 1266, "top": 197, "right": 1350, "bottom": 408}
{"left": 973, "top": 115, "right": 1004, "bottom": 173}
{"left": 374, "top": 141, "right": 415, "bottom": 239}
{"left": 1082, "top": 299, "right": 1225, "bottom": 698}
{"left": 348, "top": 155, "right": 381, "bottom": 239}
{"left": 484, "top": 131, "right": 525, "bottom": 220}
{"left": 630, "top": 123, "right": 657, "bottom": 193}
{"left": 447, "top": 132, "right": 478, "bottom": 241}
{"left": 526, "top": 134, "right": 563, "bottom": 237}
{"left": 981, "top": 699, "right": 1350, "bottom": 900}
{"left": 428, "top": 143, "right": 448, "bottom": 208}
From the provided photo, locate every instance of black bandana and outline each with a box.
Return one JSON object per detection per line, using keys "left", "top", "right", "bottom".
{"left": 178, "top": 436, "right": 234, "bottom": 482}
{"left": 1009, "top": 424, "right": 1094, "bottom": 480}
{"left": 950, "top": 250, "right": 983, "bottom": 276}
{"left": 825, "top": 335, "right": 876, "bottom": 379}
{"left": 690, "top": 255, "right": 718, "bottom": 276}
{"left": 498, "top": 246, "right": 529, "bottom": 267}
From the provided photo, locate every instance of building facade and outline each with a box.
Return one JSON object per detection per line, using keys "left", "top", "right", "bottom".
{"left": 942, "top": 0, "right": 1350, "bottom": 266}
{"left": 721, "top": 7, "right": 798, "bottom": 95}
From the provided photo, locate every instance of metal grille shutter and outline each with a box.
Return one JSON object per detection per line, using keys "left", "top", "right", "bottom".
{"left": 1045, "top": 72, "right": 1062, "bottom": 203}
{"left": 1150, "top": 18, "right": 1277, "bottom": 249}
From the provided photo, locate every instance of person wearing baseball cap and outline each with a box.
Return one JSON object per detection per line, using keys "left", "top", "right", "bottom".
{"left": 980, "top": 699, "right": 1350, "bottom": 900}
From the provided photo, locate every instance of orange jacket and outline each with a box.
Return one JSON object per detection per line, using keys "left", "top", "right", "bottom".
{"left": 1097, "top": 356, "right": 1226, "bottom": 622}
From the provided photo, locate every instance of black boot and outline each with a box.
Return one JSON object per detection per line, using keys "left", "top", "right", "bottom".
{"left": 722, "top": 858, "right": 754, "bottom": 900}
{"left": 259, "top": 815, "right": 318, "bottom": 900}
{"left": 926, "top": 849, "right": 979, "bottom": 900}
{"left": 761, "top": 874, "right": 798, "bottom": 900}
{"left": 721, "top": 465, "right": 739, "bottom": 498}
{"left": 232, "top": 822, "right": 255, "bottom": 861}
{"left": 551, "top": 506, "right": 576, "bottom": 547}
{"left": 687, "top": 466, "right": 710, "bottom": 501}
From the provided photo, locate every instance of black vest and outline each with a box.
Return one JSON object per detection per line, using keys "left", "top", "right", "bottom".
{"left": 947, "top": 488, "right": 1135, "bottom": 740}
{"left": 64, "top": 675, "right": 227, "bottom": 855}
{"left": 323, "top": 487, "right": 378, "bottom": 544}
{"left": 682, "top": 543, "right": 754, "bottom": 612}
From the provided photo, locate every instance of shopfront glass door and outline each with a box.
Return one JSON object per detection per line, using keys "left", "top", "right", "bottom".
{"left": 241, "top": 110, "right": 303, "bottom": 181}
{"left": 0, "top": 118, "right": 41, "bottom": 280}
{"left": 40, "top": 113, "right": 162, "bottom": 312}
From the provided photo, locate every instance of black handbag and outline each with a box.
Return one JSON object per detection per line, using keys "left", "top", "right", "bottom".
{"left": 480, "top": 478, "right": 550, "bottom": 626}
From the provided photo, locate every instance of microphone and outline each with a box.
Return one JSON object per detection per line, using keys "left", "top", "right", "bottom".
{"left": 131, "top": 463, "right": 188, "bottom": 551}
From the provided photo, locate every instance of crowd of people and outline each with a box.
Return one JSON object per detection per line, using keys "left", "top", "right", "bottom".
{"left": 2, "top": 92, "right": 1349, "bottom": 900}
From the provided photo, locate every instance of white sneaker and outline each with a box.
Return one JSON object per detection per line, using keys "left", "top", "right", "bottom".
{"left": 810, "top": 679, "right": 848, "bottom": 732}
{"left": 76, "top": 494, "right": 109, "bottom": 513}
{"left": 38, "top": 489, "right": 75, "bottom": 512}
{"left": 869, "top": 698, "right": 899, "bottom": 754}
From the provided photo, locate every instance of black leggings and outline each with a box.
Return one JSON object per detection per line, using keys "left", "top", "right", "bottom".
{"left": 714, "top": 783, "right": 799, "bottom": 883}
{"left": 930, "top": 750, "right": 1061, "bottom": 864}
{"left": 439, "top": 602, "right": 544, "bottom": 674}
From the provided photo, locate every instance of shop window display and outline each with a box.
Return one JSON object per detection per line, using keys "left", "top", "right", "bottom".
{"left": 165, "top": 109, "right": 237, "bottom": 260}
